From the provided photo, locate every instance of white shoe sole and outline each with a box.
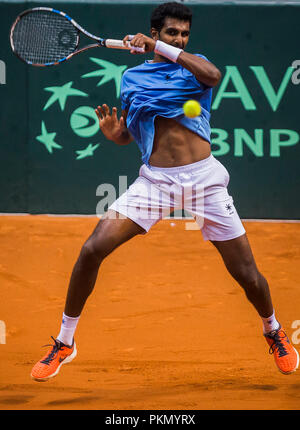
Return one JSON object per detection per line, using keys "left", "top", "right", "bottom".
{"left": 31, "top": 342, "right": 77, "bottom": 382}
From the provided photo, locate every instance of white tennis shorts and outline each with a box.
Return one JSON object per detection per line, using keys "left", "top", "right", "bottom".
{"left": 109, "top": 154, "right": 245, "bottom": 241}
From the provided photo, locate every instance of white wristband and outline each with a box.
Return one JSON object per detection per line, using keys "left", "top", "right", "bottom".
{"left": 154, "top": 40, "right": 183, "bottom": 63}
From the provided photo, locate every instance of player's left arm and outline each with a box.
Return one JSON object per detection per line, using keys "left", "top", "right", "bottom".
{"left": 176, "top": 52, "right": 221, "bottom": 87}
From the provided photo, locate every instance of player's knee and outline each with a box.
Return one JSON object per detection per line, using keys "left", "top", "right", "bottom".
{"left": 80, "top": 236, "right": 111, "bottom": 265}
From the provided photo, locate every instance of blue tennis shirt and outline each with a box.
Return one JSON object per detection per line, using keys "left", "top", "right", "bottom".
{"left": 120, "top": 53, "right": 213, "bottom": 166}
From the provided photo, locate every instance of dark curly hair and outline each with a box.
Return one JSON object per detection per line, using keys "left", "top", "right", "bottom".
{"left": 151, "top": 2, "right": 193, "bottom": 32}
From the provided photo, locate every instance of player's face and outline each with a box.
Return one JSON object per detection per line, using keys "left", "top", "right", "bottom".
{"left": 153, "top": 17, "right": 191, "bottom": 50}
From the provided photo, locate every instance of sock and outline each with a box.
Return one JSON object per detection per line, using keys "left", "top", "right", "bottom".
{"left": 261, "top": 310, "right": 280, "bottom": 335}
{"left": 56, "top": 312, "right": 80, "bottom": 346}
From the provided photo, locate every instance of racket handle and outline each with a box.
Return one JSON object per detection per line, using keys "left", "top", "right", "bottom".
{"left": 105, "top": 39, "right": 145, "bottom": 53}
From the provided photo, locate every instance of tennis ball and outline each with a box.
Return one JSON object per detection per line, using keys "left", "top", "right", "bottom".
{"left": 183, "top": 100, "right": 201, "bottom": 118}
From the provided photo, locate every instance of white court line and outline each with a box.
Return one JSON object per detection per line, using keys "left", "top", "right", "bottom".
{"left": 0, "top": 212, "right": 300, "bottom": 223}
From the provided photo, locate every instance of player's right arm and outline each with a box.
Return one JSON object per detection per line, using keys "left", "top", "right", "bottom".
{"left": 95, "top": 104, "right": 133, "bottom": 146}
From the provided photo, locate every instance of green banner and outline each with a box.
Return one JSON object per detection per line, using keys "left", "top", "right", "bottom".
{"left": 0, "top": 2, "right": 299, "bottom": 218}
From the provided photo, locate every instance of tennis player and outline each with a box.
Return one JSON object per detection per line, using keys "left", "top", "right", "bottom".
{"left": 31, "top": 1, "right": 298, "bottom": 381}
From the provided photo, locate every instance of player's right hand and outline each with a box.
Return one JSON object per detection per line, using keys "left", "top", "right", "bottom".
{"left": 123, "top": 33, "right": 155, "bottom": 54}
{"left": 95, "top": 104, "right": 125, "bottom": 141}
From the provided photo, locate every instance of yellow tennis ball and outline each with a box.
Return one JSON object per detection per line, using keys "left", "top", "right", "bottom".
{"left": 183, "top": 100, "right": 201, "bottom": 118}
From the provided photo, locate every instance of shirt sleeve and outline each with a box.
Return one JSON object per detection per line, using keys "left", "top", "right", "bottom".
{"left": 120, "top": 72, "right": 130, "bottom": 111}
{"left": 194, "top": 53, "right": 210, "bottom": 62}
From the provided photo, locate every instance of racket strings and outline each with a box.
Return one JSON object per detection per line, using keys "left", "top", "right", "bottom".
{"left": 12, "top": 11, "right": 78, "bottom": 64}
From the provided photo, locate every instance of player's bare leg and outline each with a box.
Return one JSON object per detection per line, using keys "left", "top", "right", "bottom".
{"left": 211, "top": 233, "right": 273, "bottom": 317}
{"left": 211, "top": 233, "right": 299, "bottom": 374}
{"left": 31, "top": 210, "right": 145, "bottom": 381}
{"left": 64, "top": 210, "right": 145, "bottom": 317}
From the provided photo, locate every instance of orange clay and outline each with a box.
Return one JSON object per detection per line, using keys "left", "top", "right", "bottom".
{"left": 0, "top": 215, "right": 299, "bottom": 410}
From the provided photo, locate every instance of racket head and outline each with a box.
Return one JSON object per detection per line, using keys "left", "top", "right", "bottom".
{"left": 10, "top": 7, "right": 80, "bottom": 66}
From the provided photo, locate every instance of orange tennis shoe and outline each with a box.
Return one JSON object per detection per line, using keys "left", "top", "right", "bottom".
{"left": 265, "top": 325, "right": 299, "bottom": 375}
{"left": 31, "top": 336, "right": 77, "bottom": 382}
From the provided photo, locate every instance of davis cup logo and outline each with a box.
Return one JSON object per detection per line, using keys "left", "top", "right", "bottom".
{"left": 35, "top": 58, "right": 127, "bottom": 160}
{"left": 70, "top": 106, "right": 99, "bottom": 138}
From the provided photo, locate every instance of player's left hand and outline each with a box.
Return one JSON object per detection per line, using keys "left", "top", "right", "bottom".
{"left": 123, "top": 33, "right": 156, "bottom": 54}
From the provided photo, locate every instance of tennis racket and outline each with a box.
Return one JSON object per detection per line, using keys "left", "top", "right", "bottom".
{"left": 10, "top": 7, "right": 145, "bottom": 67}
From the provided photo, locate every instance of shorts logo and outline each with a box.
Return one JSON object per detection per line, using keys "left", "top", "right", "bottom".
{"left": 225, "top": 203, "right": 234, "bottom": 215}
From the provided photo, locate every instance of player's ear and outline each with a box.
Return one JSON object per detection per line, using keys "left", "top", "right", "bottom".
{"left": 150, "top": 27, "right": 159, "bottom": 41}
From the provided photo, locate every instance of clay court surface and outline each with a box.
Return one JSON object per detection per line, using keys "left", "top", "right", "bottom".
{"left": 0, "top": 215, "right": 299, "bottom": 410}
